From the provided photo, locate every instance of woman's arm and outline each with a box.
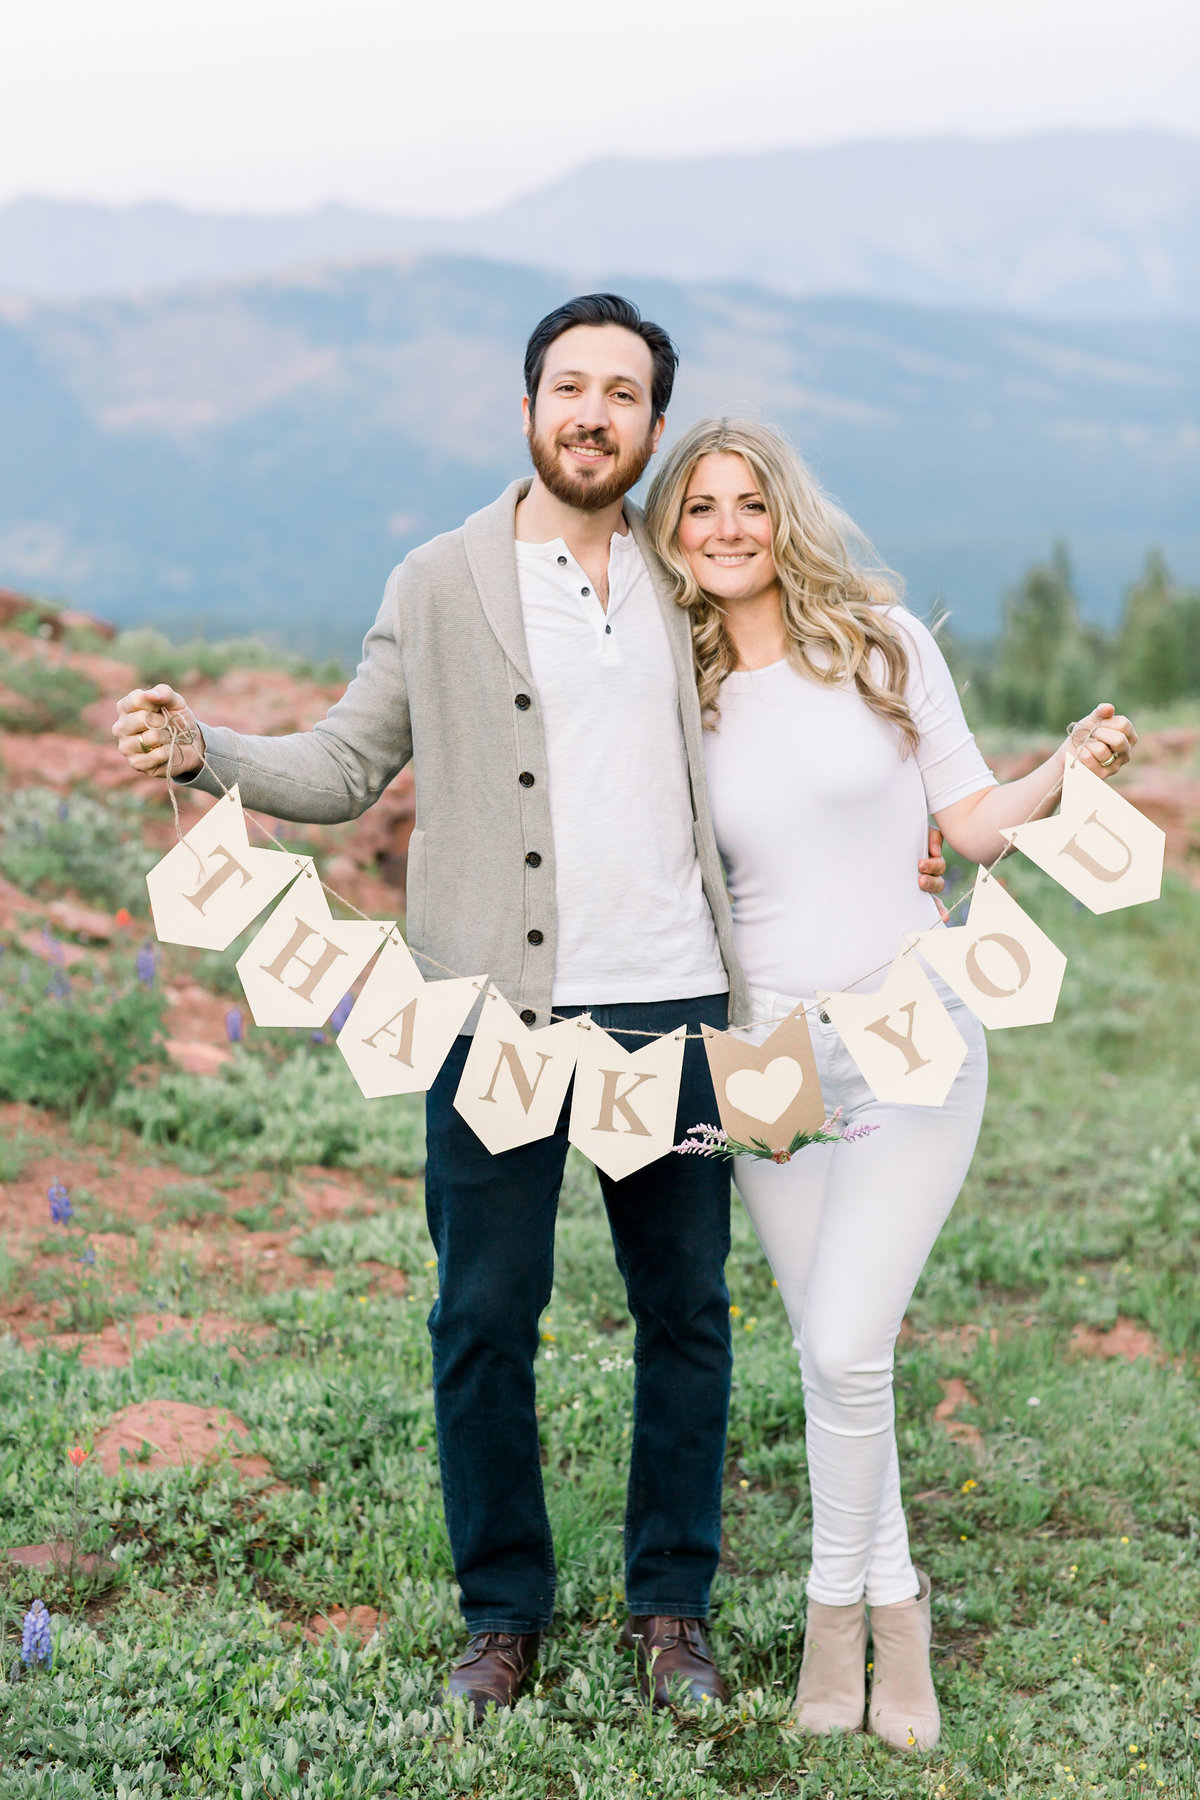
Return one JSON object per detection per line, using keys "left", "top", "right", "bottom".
{"left": 933, "top": 702, "right": 1138, "bottom": 867}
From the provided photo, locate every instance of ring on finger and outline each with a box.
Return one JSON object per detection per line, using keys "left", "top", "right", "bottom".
{"left": 139, "top": 732, "right": 152, "bottom": 753}
{"left": 1097, "top": 748, "right": 1118, "bottom": 768}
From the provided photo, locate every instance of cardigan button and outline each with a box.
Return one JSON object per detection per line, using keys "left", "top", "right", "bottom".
{"left": 520, "top": 1008, "right": 537, "bottom": 1025}
{"left": 514, "top": 693, "right": 531, "bottom": 710}
{"left": 518, "top": 771, "right": 535, "bottom": 788}
{"left": 527, "top": 929, "right": 544, "bottom": 946}
{"left": 525, "top": 851, "right": 542, "bottom": 867}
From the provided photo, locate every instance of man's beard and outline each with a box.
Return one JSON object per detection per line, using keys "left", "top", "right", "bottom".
{"left": 528, "top": 422, "right": 657, "bottom": 512}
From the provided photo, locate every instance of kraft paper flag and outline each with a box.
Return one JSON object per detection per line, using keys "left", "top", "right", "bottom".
{"left": 146, "top": 786, "right": 305, "bottom": 951}
{"left": 236, "top": 866, "right": 391, "bottom": 1028}
{"left": 909, "top": 867, "right": 1068, "bottom": 1030}
{"left": 819, "top": 956, "right": 968, "bottom": 1107}
{"left": 337, "top": 932, "right": 484, "bottom": 1098}
{"left": 1001, "top": 755, "right": 1164, "bottom": 914}
{"left": 568, "top": 1018, "right": 687, "bottom": 1181}
{"left": 702, "top": 1006, "right": 826, "bottom": 1150}
{"left": 453, "top": 988, "right": 580, "bottom": 1155}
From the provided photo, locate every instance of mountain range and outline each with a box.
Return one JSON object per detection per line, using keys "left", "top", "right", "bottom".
{"left": 2, "top": 253, "right": 1196, "bottom": 656}
{"left": 3, "top": 130, "right": 1198, "bottom": 319}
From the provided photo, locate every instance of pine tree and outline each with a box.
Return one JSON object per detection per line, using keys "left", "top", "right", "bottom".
{"left": 991, "top": 544, "right": 1106, "bottom": 731}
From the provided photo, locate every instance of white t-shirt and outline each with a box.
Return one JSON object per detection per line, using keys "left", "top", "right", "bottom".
{"left": 515, "top": 528, "right": 728, "bottom": 1006}
{"left": 704, "top": 609, "right": 996, "bottom": 998}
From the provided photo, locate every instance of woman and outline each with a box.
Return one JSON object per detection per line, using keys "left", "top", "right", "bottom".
{"left": 645, "top": 419, "right": 1138, "bottom": 1750}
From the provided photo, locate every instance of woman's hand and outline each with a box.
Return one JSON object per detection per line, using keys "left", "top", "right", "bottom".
{"left": 1068, "top": 702, "right": 1138, "bottom": 780}
{"left": 112, "top": 684, "right": 204, "bottom": 780}
{"left": 918, "top": 827, "right": 948, "bottom": 919}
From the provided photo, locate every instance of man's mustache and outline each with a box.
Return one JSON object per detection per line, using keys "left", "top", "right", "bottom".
{"left": 557, "top": 432, "right": 618, "bottom": 452}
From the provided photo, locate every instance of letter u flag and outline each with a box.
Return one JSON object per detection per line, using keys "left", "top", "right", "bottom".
{"left": 1001, "top": 754, "right": 1164, "bottom": 914}
{"left": 236, "top": 865, "right": 391, "bottom": 1027}
{"left": 146, "top": 786, "right": 304, "bottom": 950}
{"left": 819, "top": 956, "right": 967, "bottom": 1106}
{"left": 568, "top": 1018, "right": 687, "bottom": 1180}
{"left": 453, "top": 988, "right": 580, "bottom": 1154}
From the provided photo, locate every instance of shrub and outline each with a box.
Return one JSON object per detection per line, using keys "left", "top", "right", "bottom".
{"left": 0, "top": 785, "right": 156, "bottom": 915}
{"left": 0, "top": 655, "right": 98, "bottom": 732}
{"left": 114, "top": 627, "right": 343, "bottom": 689}
{"left": 0, "top": 949, "right": 165, "bottom": 1111}
{"left": 112, "top": 1044, "right": 426, "bottom": 1175}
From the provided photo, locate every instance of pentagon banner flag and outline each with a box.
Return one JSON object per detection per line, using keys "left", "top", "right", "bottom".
{"left": 910, "top": 867, "right": 1067, "bottom": 1030}
{"left": 702, "top": 1006, "right": 826, "bottom": 1151}
{"left": 237, "top": 866, "right": 391, "bottom": 1028}
{"left": 1001, "top": 754, "right": 1164, "bottom": 915}
{"left": 454, "top": 989, "right": 580, "bottom": 1155}
{"left": 820, "top": 956, "right": 967, "bottom": 1107}
{"left": 338, "top": 932, "right": 484, "bottom": 1099}
{"left": 568, "top": 1019, "right": 687, "bottom": 1181}
{"left": 146, "top": 786, "right": 305, "bottom": 951}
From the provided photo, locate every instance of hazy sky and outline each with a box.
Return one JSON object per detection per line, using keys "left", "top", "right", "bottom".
{"left": 5, "top": 0, "right": 1197, "bottom": 216}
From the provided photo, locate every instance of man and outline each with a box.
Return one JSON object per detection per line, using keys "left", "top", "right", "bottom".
{"left": 114, "top": 293, "right": 946, "bottom": 1715}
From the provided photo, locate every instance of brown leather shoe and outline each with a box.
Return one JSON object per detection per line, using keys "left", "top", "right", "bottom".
{"left": 622, "top": 1616, "right": 729, "bottom": 1707}
{"left": 441, "top": 1631, "right": 541, "bottom": 1720}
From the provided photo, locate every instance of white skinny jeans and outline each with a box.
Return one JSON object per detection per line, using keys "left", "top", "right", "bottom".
{"left": 733, "top": 974, "right": 988, "bottom": 1607}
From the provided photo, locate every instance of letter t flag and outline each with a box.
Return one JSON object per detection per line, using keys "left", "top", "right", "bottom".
{"left": 146, "top": 786, "right": 305, "bottom": 950}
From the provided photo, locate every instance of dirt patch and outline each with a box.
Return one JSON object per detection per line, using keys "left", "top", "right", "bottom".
{"left": 934, "top": 1378, "right": 983, "bottom": 1452}
{"left": 34, "top": 1311, "right": 272, "bottom": 1367}
{"left": 5, "top": 1543, "right": 110, "bottom": 1576}
{"left": 1069, "top": 1317, "right": 1159, "bottom": 1362}
{"left": 93, "top": 1400, "right": 272, "bottom": 1479}
{"left": 280, "top": 1604, "right": 388, "bottom": 1646}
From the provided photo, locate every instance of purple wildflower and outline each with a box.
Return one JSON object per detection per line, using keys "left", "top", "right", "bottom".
{"left": 40, "top": 926, "right": 65, "bottom": 966}
{"left": 48, "top": 1183, "right": 73, "bottom": 1225}
{"left": 224, "top": 1007, "right": 244, "bottom": 1043}
{"left": 310, "top": 1028, "right": 328, "bottom": 1045}
{"left": 45, "top": 971, "right": 71, "bottom": 1000}
{"left": 78, "top": 1245, "right": 96, "bottom": 1267}
{"left": 56, "top": 799, "right": 70, "bottom": 822}
{"left": 673, "top": 1124, "right": 730, "bottom": 1157}
{"left": 841, "top": 1122, "right": 880, "bottom": 1142}
{"left": 329, "top": 991, "right": 355, "bottom": 1034}
{"left": 135, "top": 944, "right": 157, "bottom": 985}
{"left": 21, "top": 1599, "right": 52, "bottom": 1669}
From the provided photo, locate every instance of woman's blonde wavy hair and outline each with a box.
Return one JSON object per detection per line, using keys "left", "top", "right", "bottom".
{"left": 644, "top": 418, "right": 919, "bottom": 752}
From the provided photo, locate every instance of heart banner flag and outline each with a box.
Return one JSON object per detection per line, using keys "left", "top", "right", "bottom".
{"left": 146, "top": 786, "right": 305, "bottom": 951}
{"left": 236, "top": 866, "right": 392, "bottom": 1028}
{"left": 337, "top": 932, "right": 484, "bottom": 1098}
{"left": 702, "top": 1006, "right": 826, "bottom": 1150}
{"left": 453, "top": 989, "right": 580, "bottom": 1154}
{"left": 567, "top": 1018, "right": 687, "bottom": 1181}
{"left": 909, "top": 867, "right": 1068, "bottom": 1029}
{"left": 819, "top": 957, "right": 968, "bottom": 1107}
{"left": 1001, "top": 755, "right": 1164, "bottom": 914}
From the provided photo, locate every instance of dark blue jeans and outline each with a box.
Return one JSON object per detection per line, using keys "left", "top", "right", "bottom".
{"left": 423, "top": 993, "right": 732, "bottom": 1635}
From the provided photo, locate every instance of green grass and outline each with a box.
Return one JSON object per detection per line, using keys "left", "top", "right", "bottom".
{"left": 0, "top": 786, "right": 157, "bottom": 916}
{"left": 1, "top": 872, "right": 1198, "bottom": 1796}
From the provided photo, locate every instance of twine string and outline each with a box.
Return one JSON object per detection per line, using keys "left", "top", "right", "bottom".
{"left": 156, "top": 712, "right": 1102, "bottom": 1041}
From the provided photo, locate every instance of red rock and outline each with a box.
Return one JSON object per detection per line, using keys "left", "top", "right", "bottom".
{"left": 164, "top": 1040, "right": 232, "bottom": 1075}
{"left": 1069, "top": 1317, "right": 1158, "bottom": 1362}
{"left": 46, "top": 898, "right": 117, "bottom": 940}
{"left": 18, "top": 929, "right": 88, "bottom": 968}
{"left": 5, "top": 1543, "right": 108, "bottom": 1574}
{"left": 934, "top": 1377, "right": 983, "bottom": 1452}
{"left": 93, "top": 1399, "right": 271, "bottom": 1479}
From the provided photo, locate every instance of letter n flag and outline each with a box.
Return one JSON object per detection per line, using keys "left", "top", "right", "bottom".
{"left": 453, "top": 988, "right": 580, "bottom": 1154}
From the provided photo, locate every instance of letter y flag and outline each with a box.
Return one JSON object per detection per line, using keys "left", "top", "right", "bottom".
{"left": 819, "top": 957, "right": 967, "bottom": 1106}
{"left": 146, "top": 786, "right": 304, "bottom": 950}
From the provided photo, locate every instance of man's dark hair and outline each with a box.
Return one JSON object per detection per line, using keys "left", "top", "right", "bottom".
{"left": 524, "top": 293, "right": 679, "bottom": 422}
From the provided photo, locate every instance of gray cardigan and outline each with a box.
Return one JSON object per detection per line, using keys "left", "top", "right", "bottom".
{"left": 186, "top": 478, "right": 749, "bottom": 1030}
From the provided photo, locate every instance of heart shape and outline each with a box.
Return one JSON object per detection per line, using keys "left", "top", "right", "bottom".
{"left": 724, "top": 1056, "right": 804, "bottom": 1124}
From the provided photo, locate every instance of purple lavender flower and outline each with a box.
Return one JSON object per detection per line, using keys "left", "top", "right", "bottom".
{"left": 673, "top": 1124, "right": 730, "bottom": 1157}
{"left": 135, "top": 944, "right": 157, "bottom": 985}
{"left": 40, "top": 926, "right": 65, "bottom": 966}
{"left": 47, "top": 1183, "right": 73, "bottom": 1224}
{"left": 21, "top": 1599, "right": 52, "bottom": 1668}
{"left": 78, "top": 1246, "right": 96, "bottom": 1267}
{"left": 329, "top": 992, "right": 355, "bottom": 1034}
{"left": 45, "top": 971, "right": 71, "bottom": 1000}
{"left": 224, "top": 1007, "right": 244, "bottom": 1043}
{"left": 310, "top": 1028, "right": 328, "bottom": 1045}
{"left": 56, "top": 799, "right": 70, "bottom": 822}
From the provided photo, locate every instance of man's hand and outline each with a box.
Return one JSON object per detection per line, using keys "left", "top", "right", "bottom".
{"left": 112, "top": 684, "right": 204, "bottom": 780}
{"left": 919, "top": 826, "right": 950, "bottom": 922}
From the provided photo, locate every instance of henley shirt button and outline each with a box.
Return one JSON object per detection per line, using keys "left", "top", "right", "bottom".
{"left": 514, "top": 693, "right": 531, "bottom": 710}
{"left": 581, "top": 586, "right": 590, "bottom": 596}
{"left": 819, "top": 1010, "right": 831, "bottom": 1024}
{"left": 527, "top": 929, "right": 544, "bottom": 946}
{"left": 605, "top": 624, "right": 612, "bottom": 634}
{"left": 518, "top": 771, "right": 535, "bottom": 787}
{"left": 556, "top": 554, "right": 567, "bottom": 566}
{"left": 525, "top": 851, "right": 542, "bottom": 867}
{"left": 520, "top": 1008, "right": 537, "bottom": 1025}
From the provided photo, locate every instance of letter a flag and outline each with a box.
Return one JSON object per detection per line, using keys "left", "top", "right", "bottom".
{"left": 337, "top": 932, "right": 484, "bottom": 1098}
{"left": 819, "top": 956, "right": 967, "bottom": 1106}
{"left": 568, "top": 1018, "right": 687, "bottom": 1180}
{"left": 236, "top": 865, "right": 391, "bottom": 1027}
{"left": 146, "top": 786, "right": 305, "bottom": 950}
{"left": 909, "top": 867, "right": 1067, "bottom": 1029}
{"left": 454, "top": 988, "right": 580, "bottom": 1154}
{"left": 702, "top": 1007, "right": 826, "bottom": 1150}
{"left": 1001, "top": 755, "right": 1164, "bottom": 914}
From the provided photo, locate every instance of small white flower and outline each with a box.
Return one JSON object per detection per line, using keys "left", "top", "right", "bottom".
{"left": 1027, "top": 1396, "right": 1042, "bottom": 1407}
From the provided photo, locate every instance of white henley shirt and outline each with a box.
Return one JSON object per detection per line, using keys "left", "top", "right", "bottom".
{"left": 515, "top": 528, "right": 727, "bottom": 1006}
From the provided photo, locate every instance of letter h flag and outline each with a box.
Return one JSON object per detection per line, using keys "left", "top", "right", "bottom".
{"left": 237, "top": 864, "right": 392, "bottom": 1028}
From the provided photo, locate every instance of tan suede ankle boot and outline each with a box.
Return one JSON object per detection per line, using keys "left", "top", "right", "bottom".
{"left": 793, "top": 1597, "right": 867, "bottom": 1733}
{"left": 867, "top": 1568, "right": 940, "bottom": 1750}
